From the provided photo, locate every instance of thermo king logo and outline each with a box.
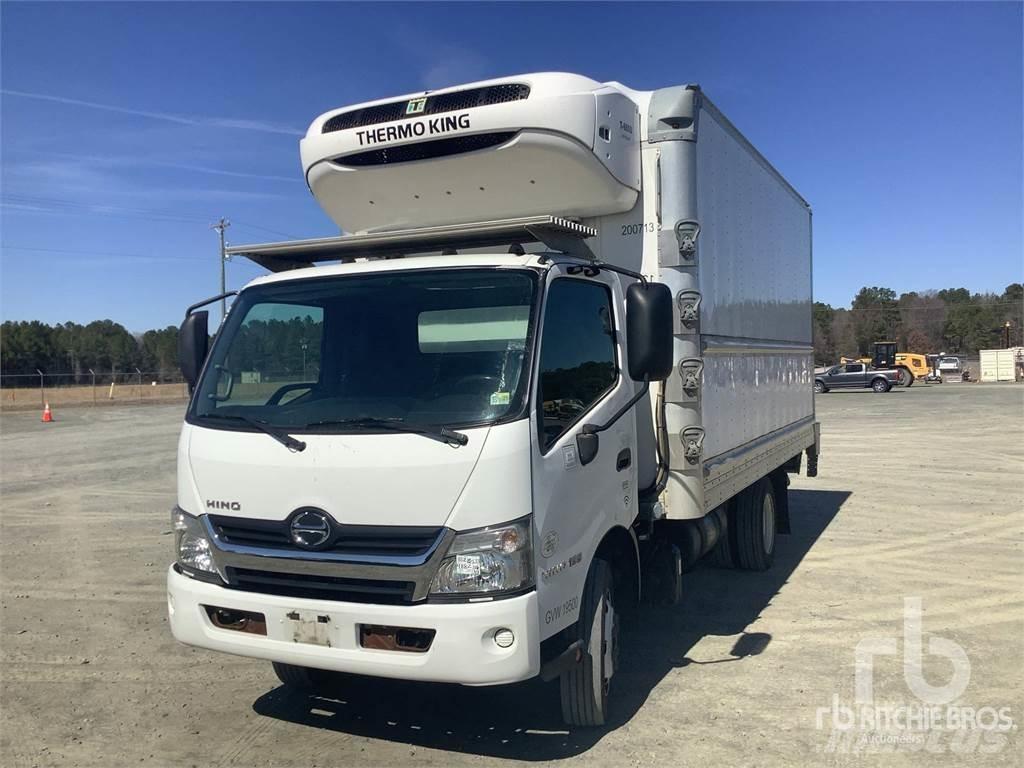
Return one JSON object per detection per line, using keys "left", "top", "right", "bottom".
{"left": 406, "top": 98, "right": 427, "bottom": 115}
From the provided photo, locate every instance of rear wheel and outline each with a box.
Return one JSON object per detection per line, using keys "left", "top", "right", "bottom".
{"left": 872, "top": 377, "right": 890, "bottom": 393}
{"left": 560, "top": 559, "right": 618, "bottom": 727}
{"left": 733, "top": 478, "right": 776, "bottom": 571}
{"left": 896, "top": 367, "right": 914, "bottom": 387}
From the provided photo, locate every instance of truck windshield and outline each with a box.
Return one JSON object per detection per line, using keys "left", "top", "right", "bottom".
{"left": 191, "top": 268, "right": 538, "bottom": 431}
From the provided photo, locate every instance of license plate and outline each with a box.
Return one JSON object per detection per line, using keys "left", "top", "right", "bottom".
{"left": 285, "top": 610, "right": 332, "bottom": 647}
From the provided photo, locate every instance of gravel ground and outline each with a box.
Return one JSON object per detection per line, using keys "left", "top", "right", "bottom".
{"left": 2, "top": 384, "right": 1022, "bottom": 767}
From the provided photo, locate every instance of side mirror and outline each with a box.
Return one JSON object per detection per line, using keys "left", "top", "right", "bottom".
{"left": 178, "top": 311, "right": 209, "bottom": 391}
{"left": 626, "top": 282, "right": 673, "bottom": 381}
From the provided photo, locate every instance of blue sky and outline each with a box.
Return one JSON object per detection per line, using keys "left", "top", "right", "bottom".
{"left": 2, "top": 1, "right": 1021, "bottom": 331}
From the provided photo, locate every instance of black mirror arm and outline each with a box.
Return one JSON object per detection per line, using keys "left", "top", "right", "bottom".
{"left": 535, "top": 256, "right": 648, "bottom": 287}
{"left": 186, "top": 290, "right": 238, "bottom": 317}
{"left": 581, "top": 376, "right": 650, "bottom": 436}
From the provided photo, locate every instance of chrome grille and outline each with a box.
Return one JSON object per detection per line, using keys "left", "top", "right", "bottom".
{"left": 334, "top": 132, "right": 516, "bottom": 167}
{"left": 208, "top": 514, "right": 443, "bottom": 558}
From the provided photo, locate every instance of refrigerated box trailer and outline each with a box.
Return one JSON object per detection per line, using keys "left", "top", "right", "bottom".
{"left": 168, "top": 72, "right": 819, "bottom": 726}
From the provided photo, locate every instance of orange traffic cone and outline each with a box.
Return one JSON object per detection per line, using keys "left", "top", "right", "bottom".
{"left": 41, "top": 402, "right": 53, "bottom": 423}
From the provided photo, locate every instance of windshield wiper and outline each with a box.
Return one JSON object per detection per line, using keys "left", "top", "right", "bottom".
{"left": 200, "top": 413, "right": 307, "bottom": 452}
{"left": 302, "top": 417, "right": 469, "bottom": 447}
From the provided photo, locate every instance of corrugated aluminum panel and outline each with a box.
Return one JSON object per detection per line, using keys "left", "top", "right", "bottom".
{"left": 699, "top": 346, "right": 814, "bottom": 459}
{"left": 695, "top": 108, "right": 813, "bottom": 343}
{"left": 646, "top": 96, "right": 817, "bottom": 519}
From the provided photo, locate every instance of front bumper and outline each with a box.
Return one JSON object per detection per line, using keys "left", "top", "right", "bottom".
{"left": 166, "top": 566, "right": 539, "bottom": 685}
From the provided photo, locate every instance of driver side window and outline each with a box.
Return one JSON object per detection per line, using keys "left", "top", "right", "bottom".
{"left": 217, "top": 302, "right": 324, "bottom": 406}
{"left": 536, "top": 279, "right": 618, "bottom": 451}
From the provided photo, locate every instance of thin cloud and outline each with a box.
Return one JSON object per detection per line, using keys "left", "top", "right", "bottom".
{"left": 421, "top": 50, "right": 489, "bottom": 91}
{"left": 1, "top": 88, "right": 304, "bottom": 136}
{"left": 8, "top": 149, "right": 302, "bottom": 184}
{"left": 147, "top": 159, "right": 301, "bottom": 183}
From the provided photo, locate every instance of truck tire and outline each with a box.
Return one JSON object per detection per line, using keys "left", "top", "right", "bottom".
{"left": 560, "top": 558, "right": 617, "bottom": 727}
{"left": 272, "top": 662, "right": 332, "bottom": 691}
{"left": 733, "top": 478, "right": 776, "bottom": 571}
{"left": 707, "top": 534, "right": 735, "bottom": 567}
{"left": 814, "top": 380, "right": 827, "bottom": 394}
{"left": 872, "top": 377, "right": 890, "bottom": 393}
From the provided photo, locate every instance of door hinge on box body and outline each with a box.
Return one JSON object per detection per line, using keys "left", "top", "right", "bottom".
{"left": 657, "top": 219, "right": 700, "bottom": 268}
{"left": 678, "top": 358, "right": 704, "bottom": 397}
{"left": 675, "top": 220, "right": 700, "bottom": 263}
{"left": 676, "top": 290, "right": 701, "bottom": 332}
{"left": 680, "top": 426, "right": 705, "bottom": 464}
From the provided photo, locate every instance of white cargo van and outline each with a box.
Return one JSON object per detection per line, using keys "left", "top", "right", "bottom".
{"left": 168, "top": 72, "right": 819, "bottom": 726}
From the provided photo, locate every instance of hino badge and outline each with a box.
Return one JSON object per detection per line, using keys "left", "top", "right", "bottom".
{"left": 168, "top": 72, "right": 820, "bottom": 727}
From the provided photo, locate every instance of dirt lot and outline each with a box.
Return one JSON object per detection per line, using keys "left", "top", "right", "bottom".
{"left": 1, "top": 383, "right": 188, "bottom": 412}
{"left": 1, "top": 384, "right": 1022, "bottom": 767}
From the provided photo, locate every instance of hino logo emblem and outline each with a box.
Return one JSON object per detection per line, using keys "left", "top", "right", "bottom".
{"left": 289, "top": 509, "right": 333, "bottom": 550}
{"left": 207, "top": 500, "right": 241, "bottom": 511}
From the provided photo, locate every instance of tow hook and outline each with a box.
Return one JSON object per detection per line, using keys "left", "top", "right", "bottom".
{"left": 539, "top": 639, "right": 585, "bottom": 682}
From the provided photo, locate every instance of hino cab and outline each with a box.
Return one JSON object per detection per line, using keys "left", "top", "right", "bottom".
{"left": 169, "top": 72, "right": 819, "bottom": 726}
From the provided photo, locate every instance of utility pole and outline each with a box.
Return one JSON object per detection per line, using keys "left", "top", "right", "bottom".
{"left": 212, "top": 218, "right": 231, "bottom": 318}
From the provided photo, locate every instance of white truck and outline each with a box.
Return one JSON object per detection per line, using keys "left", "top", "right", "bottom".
{"left": 168, "top": 72, "right": 819, "bottom": 726}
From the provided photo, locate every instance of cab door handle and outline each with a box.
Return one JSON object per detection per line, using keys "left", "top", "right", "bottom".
{"left": 616, "top": 449, "right": 631, "bottom": 472}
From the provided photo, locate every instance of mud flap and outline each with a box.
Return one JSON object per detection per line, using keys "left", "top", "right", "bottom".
{"left": 770, "top": 469, "right": 791, "bottom": 535}
{"left": 641, "top": 541, "right": 683, "bottom": 606}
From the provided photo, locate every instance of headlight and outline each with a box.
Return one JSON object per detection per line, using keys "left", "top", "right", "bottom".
{"left": 430, "top": 517, "right": 533, "bottom": 596}
{"left": 171, "top": 508, "right": 218, "bottom": 578}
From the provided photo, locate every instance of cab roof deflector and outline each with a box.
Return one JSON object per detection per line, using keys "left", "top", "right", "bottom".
{"left": 225, "top": 215, "right": 597, "bottom": 272}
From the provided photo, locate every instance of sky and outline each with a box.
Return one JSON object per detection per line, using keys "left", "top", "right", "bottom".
{"left": 1, "top": 1, "right": 1021, "bottom": 332}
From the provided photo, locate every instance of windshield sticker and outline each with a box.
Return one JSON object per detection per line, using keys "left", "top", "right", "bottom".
{"left": 490, "top": 392, "right": 510, "bottom": 406}
{"left": 562, "top": 445, "right": 578, "bottom": 470}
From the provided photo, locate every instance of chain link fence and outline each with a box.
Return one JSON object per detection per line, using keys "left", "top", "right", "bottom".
{"left": 0, "top": 371, "right": 188, "bottom": 411}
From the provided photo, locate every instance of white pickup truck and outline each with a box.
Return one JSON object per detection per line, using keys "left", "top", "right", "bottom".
{"left": 168, "top": 72, "right": 820, "bottom": 726}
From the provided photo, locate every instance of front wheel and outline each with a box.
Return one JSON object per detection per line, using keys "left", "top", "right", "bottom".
{"left": 560, "top": 559, "right": 618, "bottom": 727}
{"left": 272, "top": 662, "right": 336, "bottom": 692}
{"left": 814, "top": 380, "right": 827, "bottom": 394}
{"left": 872, "top": 378, "right": 891, "bottom": 393}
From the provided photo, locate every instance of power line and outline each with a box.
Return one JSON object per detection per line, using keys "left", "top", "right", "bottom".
{"left": 0, "top": 245, "right": 208, "bottom": 262}
{"left": 2, "top": 195, "right": 212, "bottom": 225}
{"left": 231, "top": 219, "right": 299, "bottom": 240}
{"left": 3, "top": 195, "right": 301, "bottom": 240}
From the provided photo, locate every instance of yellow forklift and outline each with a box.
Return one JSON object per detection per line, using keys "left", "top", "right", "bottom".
{"left": 844, "top": 342, "right": 917, "bottom": 386}
{"left": 871, "top": 342, "right": 923, "bottom": 386}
